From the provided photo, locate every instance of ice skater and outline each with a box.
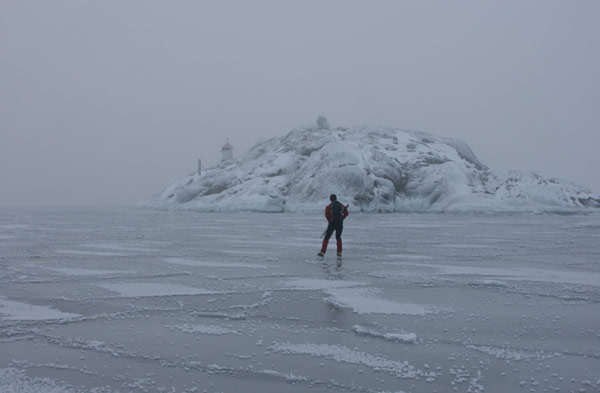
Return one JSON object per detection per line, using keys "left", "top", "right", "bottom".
{"left": 318, "top": 194, "right": 349, "bottom": 258}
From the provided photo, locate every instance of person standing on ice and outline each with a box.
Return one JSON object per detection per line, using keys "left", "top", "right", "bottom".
{"left": 318, "top": 194, "right": 349, "bottom": 257}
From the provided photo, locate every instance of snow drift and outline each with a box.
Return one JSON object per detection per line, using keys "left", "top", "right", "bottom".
{"left": 145, "top": 124, "right": 600, "bottom": 212}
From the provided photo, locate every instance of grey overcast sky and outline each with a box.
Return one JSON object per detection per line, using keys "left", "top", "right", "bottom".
{"left": 1, "top": 0, "right": 599, "bottom": 206}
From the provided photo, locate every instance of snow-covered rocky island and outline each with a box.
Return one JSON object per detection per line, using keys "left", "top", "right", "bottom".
{"left": 146, "top": 122, "right": 599, "bottom": 212}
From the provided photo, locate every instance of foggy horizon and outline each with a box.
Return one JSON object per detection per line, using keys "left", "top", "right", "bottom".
{"left": 1, "top": 1, "right": 599, "bottom": 207}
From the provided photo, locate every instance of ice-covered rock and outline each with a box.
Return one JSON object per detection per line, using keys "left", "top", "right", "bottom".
{"left": 144, "top": 125, "right": 600, "bottom": 212}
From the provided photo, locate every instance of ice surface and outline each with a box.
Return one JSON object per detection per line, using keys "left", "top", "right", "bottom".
{"left": 0, "top": 206, "right": 599, "bottom": 393}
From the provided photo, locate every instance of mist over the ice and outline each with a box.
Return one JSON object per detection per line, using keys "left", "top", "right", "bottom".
{"left": 1, "top": 1, "right": 599, "bottom": 206}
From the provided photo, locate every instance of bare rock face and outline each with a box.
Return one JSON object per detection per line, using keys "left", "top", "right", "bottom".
{"left": 145, "top": 125, "right": 600, "bottom": 212}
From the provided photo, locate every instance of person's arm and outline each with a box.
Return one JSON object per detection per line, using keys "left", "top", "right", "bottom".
{"left": 325, "top": 205, "right": 332, "bottom": 222}
{"left": 343, "top": 205, "right": 349, "bottom": 220}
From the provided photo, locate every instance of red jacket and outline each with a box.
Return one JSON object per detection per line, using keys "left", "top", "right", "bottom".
{"left": 325, "top": 202, "right": 349, "bottom": 223}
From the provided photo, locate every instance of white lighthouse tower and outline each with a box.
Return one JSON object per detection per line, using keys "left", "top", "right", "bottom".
{"left": 221, "top": 138, "right": 233, "bottom": 161}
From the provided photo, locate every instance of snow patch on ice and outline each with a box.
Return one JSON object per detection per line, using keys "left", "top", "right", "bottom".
{"left": 0, "top": 367, "right": 84, "bottom": 393}
{"left": 40, "top": 267, "right": 135, "bottom": 276}
{"left": 384, "top": 254, "right": 433, "bottom": 261}
{"left": 465, "top": 343, "right": 551, "bottom": 361}
{"left": 284, "top": 278, "right": 364, "bottom": 291}
{"left": 256, "top": 369, "right": 309, "bottom": 382}
{"left": 0, "top": 224, "right": 30, "bottom": 229}
{"left": 284, "top": 279, "right": 436, "bottom": 315}
{"left": 54, "top": 249, "right": 129, "bottom": 257}
{"left": 352, "top": 325, "right": 418, "bottom": 343}
{"left": 221, "top": 249, "right": 269, "bottom": 256}
{"left": 436, "top": 243, "right": 491, "bottom": 249}
{"left": 96, "top": 283, "right": 217, "bottom": 297}
{"left": 326, "top": 287, "right": 436, "bottom": 315}
{"left": 0, "top": 297, "right": 80, "bottom": 321}
{"left": 81, "top": 243, "right": 160, "bottom": 252}
{"left": 468, "top": 279, "right": 509, "bottom": 287}
{"left": 571, "top": 222, "right": 600, "bottom": 230}
{"left": 164, "top": 257, "right": 268, "bottom": 269}
{"left": 269, "top": 342, "right": 437, "bottom": 379}
{"left": 431, "top": 264, "right": 600, "bottom": 287}
{"left": 394, "top": 262, "right": 600, "bottom": 287}
{"left": 167, "top": 323, "right": 238, "bottom": 335}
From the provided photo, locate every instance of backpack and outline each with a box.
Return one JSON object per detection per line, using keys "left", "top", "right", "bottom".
{"left": 331, "top": 201, "right": 344, "bottom": 222}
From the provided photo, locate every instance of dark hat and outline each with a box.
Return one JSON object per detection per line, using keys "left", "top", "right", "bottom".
{"left": 330, "top": 194, "right": 337, "bottom": 201}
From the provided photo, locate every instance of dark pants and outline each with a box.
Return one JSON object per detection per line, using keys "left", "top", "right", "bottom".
{"left": 321, "top": 221, "right": 343, "bottom": 254}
